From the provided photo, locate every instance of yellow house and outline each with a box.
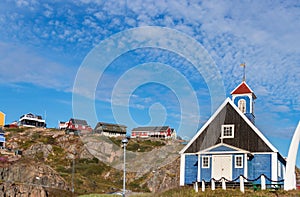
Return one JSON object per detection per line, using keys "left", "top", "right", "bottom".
{"left": 0, "top": 111, "right": 5, "bottom": 127}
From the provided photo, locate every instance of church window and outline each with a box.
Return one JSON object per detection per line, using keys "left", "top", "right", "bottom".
{"left": 235, "top": 155, "right": 243, "bottom": 168}
{"left": 202, "top": 156, "right": 210, "bottom": 168}
{"left": 238, "top": 99, "right": 246, "bottom": 113}
{"left": 221, "top": 124, "right": 234, "bottom": 138}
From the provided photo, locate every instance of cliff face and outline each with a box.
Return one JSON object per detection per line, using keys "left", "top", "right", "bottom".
{"left": 1, "top": 128, "right": 184, "bottom": 195}
{"left": 0, "top": 159, "right": 69, "bottom": 197}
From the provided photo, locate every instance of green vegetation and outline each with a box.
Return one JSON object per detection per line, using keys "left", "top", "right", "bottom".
{"left": 78, "top": 186, "right": 300, "bottom": 197}
{"left": 148, "top": 187, "right": 300, "bottom": 197}
{"left": 109, "top": 138, "right": 166, "bottom": 152}
{"left": 4, "top": 127, "right": 30, "bottom": 139}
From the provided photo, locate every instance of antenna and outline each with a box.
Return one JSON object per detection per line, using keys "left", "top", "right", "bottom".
{"left": 44, "top": 110, "right": 47, "bottom": 120}
{"left": 240, "top": 63, "right": 246, "bottom": 81}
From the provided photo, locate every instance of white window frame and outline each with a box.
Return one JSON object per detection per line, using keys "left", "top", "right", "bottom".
{"left": 202, "top": 156, "right": 210, "bottom": 168}
{"left": 235, "top": 155, "right": 243, "bottom": 168}
{"left": 221, "top": 124, "right": 235, "bottom": 138}
{"left": 238, "top": 99, "right": 246, "bottom": 113}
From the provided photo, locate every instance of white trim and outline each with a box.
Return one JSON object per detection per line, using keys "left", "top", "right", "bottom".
{"left": 179, "top": 98, "right": 232, "bottom": 154}
{"left": 232, "top": 93, "right": 252, "bottom": 101}
{"left": 179, "top": 98, "right": 278, "bottom": 154}
{"left": 180, "top": 154, "right": 185, "bottom": 186}
{"left": 198, "top": 151, "right": 249, "bottom": 155}
{"left": 197, "top": 143, "right": 250, "bottom": 154}
{"left": 202, "top": 156, "right": 210, "bottom": 168}
{"left": 232, "top": 94, "right": 254, "bottom": 114}
{"left": 221, "top": 124, "right": 235, "bottom": 139}
{"left": 271, "top": 152, "right": 278, "bottom": 182}
{"left": 229, "top": 99, "right": 278, "bottom": 152}
{"left": 235, "top": 155, "right": 243, "bottom": 168}
{"left": 250, "top": 152, "right": 277, "bottom": 155}
{"left": 278, "top": 161, "right": 281, "bottom": 177}
{"left": 197, "top": 154, "right": 201, "bottom": 182}
{"left": 244, "top": 153, "right": 248, "bottom": 179}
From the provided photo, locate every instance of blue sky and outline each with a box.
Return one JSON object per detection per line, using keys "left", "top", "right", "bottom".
{"left": 0, "top": 1, "right": 299, "bottom": 165}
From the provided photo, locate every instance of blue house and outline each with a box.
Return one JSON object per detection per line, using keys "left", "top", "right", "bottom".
{"left": 179, "top": 81, "right": 286, "bottom": 186}
{"left": 0, "top": 128, "right": 5, "bottom": 148}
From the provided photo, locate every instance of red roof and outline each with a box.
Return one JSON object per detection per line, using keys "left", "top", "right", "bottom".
{"left": 231, "top": 81, "right": 257, "bottom": 99}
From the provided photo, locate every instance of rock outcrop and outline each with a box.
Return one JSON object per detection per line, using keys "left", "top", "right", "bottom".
{"left": 0, "top": 159, "right": 69, "bottom": 196}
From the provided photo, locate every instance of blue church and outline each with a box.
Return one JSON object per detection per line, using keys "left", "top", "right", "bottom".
{"left": 179, "top": 80, "right": 286, "bottom": 186}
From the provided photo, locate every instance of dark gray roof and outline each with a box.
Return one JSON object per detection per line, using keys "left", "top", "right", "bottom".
{"left": 132, "top": 126, "right": 169, "bottom": 132}
{"left": 181, "top": 99, "right": 276, "bottom": 154}
{"left": 70, "top": 118, "right": 88, "bottom": 126}
{"left": 94, "top": 122, "right": 127, "bottom": 133}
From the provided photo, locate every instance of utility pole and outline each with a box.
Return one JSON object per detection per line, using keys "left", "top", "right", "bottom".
{"left": 122, "top": 138, "right": 128, "bottom": 197}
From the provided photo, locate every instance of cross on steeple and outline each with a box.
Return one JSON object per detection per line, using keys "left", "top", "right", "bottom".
{"left": 240, "top": 63, "right": 246, "bottom": 81}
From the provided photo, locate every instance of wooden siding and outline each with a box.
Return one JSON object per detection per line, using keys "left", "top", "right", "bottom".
{"left": 184, "top": 155, "right": 198, "bottom": 184}
{"left": 200, "top": 155, "right": 211, "bottom": 181}
{"left": 247, "top": 154, "right": 272, "bottom": 184}
{"left": 184, "top": 103, "right": 273, "bottom": 153}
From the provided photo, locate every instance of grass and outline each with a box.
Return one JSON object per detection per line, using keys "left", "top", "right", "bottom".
{"left": 140, "top": 187, "right": 300, "bottom": 197}
{"left": 109, "top": 137, "right": 166, "bottom": 152}
{"left": 77, "top": 186, "right": 300, "bottom": 197}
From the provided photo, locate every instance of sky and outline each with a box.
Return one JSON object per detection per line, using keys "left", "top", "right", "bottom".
{"left": 0, "top": 0, "right": 299, "bottom": 166}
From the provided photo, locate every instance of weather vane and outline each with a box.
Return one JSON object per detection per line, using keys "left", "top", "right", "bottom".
{"left": 240, "top": 63, "right": 246, "bottom": 81}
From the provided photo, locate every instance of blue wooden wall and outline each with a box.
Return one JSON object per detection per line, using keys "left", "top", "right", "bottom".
{"left": 200, "top": 155, "right": 211, "bottom": 181}
{"left": 248, "top": 154, "right": 271, "bottom": 183}
{"left": 184, "top": 155, "right": 198, "bottom": 184}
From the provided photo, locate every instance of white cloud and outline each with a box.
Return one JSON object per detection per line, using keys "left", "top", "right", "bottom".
{"left": 0, "top": 0, "right": 299, "bottom": 138}
{"left": 0, "top": 42, "right": 75, "bottom": 91}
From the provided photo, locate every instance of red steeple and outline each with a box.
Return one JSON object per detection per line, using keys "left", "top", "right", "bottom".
{"left": 231, "top": 81, "right": 257, "bottom": 99}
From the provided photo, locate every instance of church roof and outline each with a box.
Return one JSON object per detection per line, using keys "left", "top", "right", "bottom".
{"left": 231, "top": 81, "right": 257, "bottom": 99}
{"left": 179, "top": 98, "right": 278, "bottom": 154}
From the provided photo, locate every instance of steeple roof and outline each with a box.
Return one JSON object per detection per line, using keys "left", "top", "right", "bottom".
{"left": 230, "top": 81, "right": 257, "bottom": 99}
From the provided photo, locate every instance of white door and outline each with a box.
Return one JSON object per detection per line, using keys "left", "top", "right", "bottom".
{"left": 212, "top": 155, "right": 232, "bottom": 180}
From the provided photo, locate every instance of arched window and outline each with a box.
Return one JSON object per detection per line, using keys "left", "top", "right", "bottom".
{"left": 238, "top": 99, "right": 246, "bottom": 113}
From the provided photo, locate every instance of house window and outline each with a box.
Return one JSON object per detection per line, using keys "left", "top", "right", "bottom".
{"left": 221, "top": 124, "right": 234, "bottom": 138}
{"left": 202, "top": 156, "right": 210, "bottom": 168}
{"left": 235, "top": 155, "right": 243, "bottom": 168}
{"left": 238, "top": 99, "right": 246, "bottom": 113}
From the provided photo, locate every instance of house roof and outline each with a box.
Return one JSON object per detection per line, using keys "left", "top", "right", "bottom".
{"left": 132, "top": 126, "right": 170, "bottom": 132}
{"left": 197, "top": 143, "right": 250, "bottom": 154}
{"left": 231, "top": 81, "right": 257, "bottom": 99}
{"left": 95, "top": 122, "right": 127, "bottom": 128}
{"left": 179, "top": 98, "right": 278, "bottom": 154}
{"left": 94, "top": 122, "right": 127, "bottom": 133}
{"left": 70, "top": 118, "right": 89, "bottom": 126}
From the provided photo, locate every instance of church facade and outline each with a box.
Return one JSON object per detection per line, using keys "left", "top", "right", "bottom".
{"left": 179, "top": 81, "right": 286, "bottom": 185}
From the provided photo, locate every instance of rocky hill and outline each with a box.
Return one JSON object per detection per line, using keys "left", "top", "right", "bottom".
{"left": 0, "top": 128, "right": 184, "bottom": 196}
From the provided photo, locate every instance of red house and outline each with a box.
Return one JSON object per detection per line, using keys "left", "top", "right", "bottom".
{"left": 131, "top": 126, "right": 175, "bottom": 139}
{"left": 65, "top": 118, "right": 92, "bottom": 135}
